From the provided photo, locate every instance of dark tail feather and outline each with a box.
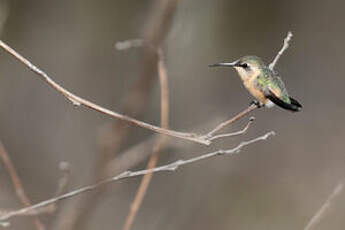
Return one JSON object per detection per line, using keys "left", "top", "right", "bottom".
{"left": 266, "top": 94, "right": 302, "bottom": 112}
{"left": 289, "top": 97, "right": 302, "bottom": 109}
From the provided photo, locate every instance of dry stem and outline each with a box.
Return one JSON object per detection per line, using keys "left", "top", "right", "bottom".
{"left": 122, "top": 48, "right": 169, "bottom": 230}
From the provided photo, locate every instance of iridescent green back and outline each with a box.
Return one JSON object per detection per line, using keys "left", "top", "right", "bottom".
{"left": 257, "top": 64, "right": 291, "bottom": 104}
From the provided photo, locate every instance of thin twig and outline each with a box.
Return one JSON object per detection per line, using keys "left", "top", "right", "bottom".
{"left": 204, "top": 104, "right": 258, "bottom": 138}
{"left": 269, "top": 31, "right": 293, "bottom": 70}
{"left": 0, "top": 131, "right": 274, "bottom": 223}
{"left": 303, "top": 183, "right": 344, "bottom": 230}
{"left": 122, "top": 48, "right": 169, "bottom": 230}
{"left": 0, "top": 142, "right": 45, "bottom": 230}
{"left": 207, "top": 117, "right": 254, "bottom": 141}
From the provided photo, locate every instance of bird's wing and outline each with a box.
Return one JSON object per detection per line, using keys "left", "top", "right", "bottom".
{"left": 264, "top": 88, "right": 301, "bottom": 112}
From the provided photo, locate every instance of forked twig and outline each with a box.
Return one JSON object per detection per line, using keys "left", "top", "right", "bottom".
{"left": 207, "top": 117, "right": 254, "bottom": 141}
{"left": 204, "top": 105, "right": 257, "bottom": 139}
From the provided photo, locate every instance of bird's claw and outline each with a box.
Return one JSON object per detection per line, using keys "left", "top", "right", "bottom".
{"left": 250, "top": 100, "right": 263, "bottom": 108}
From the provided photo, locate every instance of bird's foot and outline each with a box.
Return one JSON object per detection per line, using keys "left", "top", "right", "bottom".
{"left": 250, "top": 100, "right": 263, "bottom": 108}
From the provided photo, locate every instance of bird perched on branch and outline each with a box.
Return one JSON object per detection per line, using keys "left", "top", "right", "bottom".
{"left": 209, "top": 56, "right": 302, "bottom": 112}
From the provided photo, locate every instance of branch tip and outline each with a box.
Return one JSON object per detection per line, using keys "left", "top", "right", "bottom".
{"left": 115, "top": 39, "right": 144, "bottom": 51}
{"left": 269, "top": 31, "right": 294, "bottom": 70}
{"left": 58, "top": 161, "right": 71, "bottom": 171}
{"left": 0, "top": 221, "right": 9, "bottom": 227}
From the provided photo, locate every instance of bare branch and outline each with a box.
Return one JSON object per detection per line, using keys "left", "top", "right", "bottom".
{"left": 269, "top": 31, "right": 293, "bottom": 70}
{"left": 0, "top": 40, "right": 210, "bottom": 145}
{"left": 0, "top": 142, "right": 45, "bottom": 230}
{"left": 122, "top": 48, "right": 170, "bottom": 230}
{"left": 0, "top": 131, "right": 274, "bottom": 223}
{"left": 303, "top": 183, "right": 344, "bottom": 230}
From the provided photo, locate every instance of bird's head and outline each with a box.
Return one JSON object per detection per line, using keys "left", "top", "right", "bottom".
{"left": 209, "top": 56, "right": 266, "bottom": 81}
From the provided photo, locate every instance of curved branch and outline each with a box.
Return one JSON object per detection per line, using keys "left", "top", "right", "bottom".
{"left": 0, "top": 40, "right": 209, "bottom": 144}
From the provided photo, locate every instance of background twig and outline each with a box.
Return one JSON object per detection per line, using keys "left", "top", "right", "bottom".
{"left": 122, "top": 48, "right": 169, "bottom": 230}
{"left": 303, "top": 183, "right": 344, "bottom": 230}
{"left": 0, "top": 142, "right": 45, "bottom": 230}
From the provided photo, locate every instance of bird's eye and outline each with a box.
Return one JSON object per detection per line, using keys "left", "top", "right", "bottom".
{"left": 241, "top": 63, "right": 248, "bottom": 69}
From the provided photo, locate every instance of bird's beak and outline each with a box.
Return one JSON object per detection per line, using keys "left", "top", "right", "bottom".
{"left": 208, "top": 60, "right": 238, "bottom": 68}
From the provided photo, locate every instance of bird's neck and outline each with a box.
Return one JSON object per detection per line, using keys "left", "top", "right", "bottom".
{"left": 236, "top": 68, "right": 260, "bottom": 84}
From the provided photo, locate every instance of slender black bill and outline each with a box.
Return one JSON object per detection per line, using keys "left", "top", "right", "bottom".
{"left": 208, "top": 61, "right": 238, "bottom": 68}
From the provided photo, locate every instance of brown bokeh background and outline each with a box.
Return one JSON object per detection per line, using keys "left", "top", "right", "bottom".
{"left": 0, "top": 0, "right": 345, "bottom": 229}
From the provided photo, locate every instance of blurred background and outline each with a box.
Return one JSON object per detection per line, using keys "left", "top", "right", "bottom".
{"left": 0, "top": 0, "right": 344, "bottom": 229}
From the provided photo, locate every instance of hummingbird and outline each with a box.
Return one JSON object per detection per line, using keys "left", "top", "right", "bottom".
{"left": 209, "top": 56, "right": 302, "bottom": 112}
